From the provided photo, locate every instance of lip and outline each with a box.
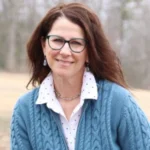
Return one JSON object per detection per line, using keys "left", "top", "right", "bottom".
{"left": 56, "top": 59, "right": 74, "bottom": 64}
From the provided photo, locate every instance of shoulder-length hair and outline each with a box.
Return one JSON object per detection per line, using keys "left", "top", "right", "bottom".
{"left": 27, "top": 2, "right": 128, "bottom": 88}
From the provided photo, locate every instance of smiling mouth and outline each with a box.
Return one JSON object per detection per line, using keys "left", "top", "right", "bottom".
{"left": 56, "top": 59, "right": 74, "bottom": 64}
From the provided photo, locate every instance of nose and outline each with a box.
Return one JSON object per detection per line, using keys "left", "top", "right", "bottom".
{"left": 59, "top": 42, "right": 71, "bottom": 56}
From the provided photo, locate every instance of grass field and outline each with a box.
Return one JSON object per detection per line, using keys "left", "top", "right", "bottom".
{"left": 0, "top": 72, "right": 150, "bottom": 150}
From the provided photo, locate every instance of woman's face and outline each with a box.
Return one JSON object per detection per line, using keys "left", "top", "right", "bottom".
{"left": 42, "top": 17, "right": 88, "bottom": 79}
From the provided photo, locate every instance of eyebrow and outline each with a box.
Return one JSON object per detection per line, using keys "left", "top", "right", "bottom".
{"left": 48, "top": 34, "right": 85, "bottom": 40}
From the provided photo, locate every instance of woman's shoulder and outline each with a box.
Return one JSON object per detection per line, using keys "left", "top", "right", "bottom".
{"left": 14, "top": 87, "right": 39, "bottom": 111}
{"left": 97, "top": 80, "right": 147, "bottom": 129}
{"left": 97, "top": 79, "right": 131, "bottom": 102}
{"left": 19, "top": 87, "right": 39, "bottom": 101}
{"left": 97, "top": 79, "right": 136, "bottom": 115}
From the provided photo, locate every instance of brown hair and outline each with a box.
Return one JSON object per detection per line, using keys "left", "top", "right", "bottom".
{"left": 27, "top": 2, "right": 128, "bottom": 88}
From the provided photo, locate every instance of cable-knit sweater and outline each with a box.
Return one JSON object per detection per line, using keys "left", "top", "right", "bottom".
{"left": 11, "top": 80, "right": 150, "bottom": 150}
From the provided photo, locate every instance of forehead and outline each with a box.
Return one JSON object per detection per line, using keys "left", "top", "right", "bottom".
{"left": 49, "top": 17, "right": 84, "bottom": 38}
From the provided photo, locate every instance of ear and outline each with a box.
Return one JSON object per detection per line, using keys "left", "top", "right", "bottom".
{"left": 41, "top": 37, "right": 46, "bottom": 55}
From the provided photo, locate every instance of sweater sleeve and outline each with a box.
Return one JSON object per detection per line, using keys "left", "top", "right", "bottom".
{"left": 11, "top": 98, "right": 33, "bottom": 150}
{"left": 118, "top": 94, "right": 150, "bottom": 150}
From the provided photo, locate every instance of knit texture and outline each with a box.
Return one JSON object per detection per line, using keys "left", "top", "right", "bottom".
{"left": 11, "top": 80, "right": 150, "bottom": 150}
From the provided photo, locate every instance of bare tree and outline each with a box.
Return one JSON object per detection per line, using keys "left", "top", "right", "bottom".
{"left": 0, "top": 0, "right": 149, "bottom": 88}
{"left": 1, "top": 1, "right": 18, "bottom": 71}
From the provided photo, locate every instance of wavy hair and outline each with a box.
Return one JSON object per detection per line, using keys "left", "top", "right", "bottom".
{"left": 26, "top": 2, "right": 128, "bottom": 88}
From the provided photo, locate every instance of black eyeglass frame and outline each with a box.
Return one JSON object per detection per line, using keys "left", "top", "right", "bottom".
{"left": 45, "top": 35, "right": 87, "bottom": 53}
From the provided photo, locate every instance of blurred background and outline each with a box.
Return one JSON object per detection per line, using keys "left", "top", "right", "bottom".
{"left": 0, "top": 0, "right": 150, "bottom": 149}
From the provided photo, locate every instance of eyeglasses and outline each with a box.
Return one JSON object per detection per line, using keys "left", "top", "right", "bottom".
{"left": 46, "top": 35, "right": 87, "bottom": 53}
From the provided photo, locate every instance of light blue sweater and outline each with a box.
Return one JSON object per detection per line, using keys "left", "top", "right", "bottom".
{"left": 11, "top": 80, "right": 150, "bottom": 150}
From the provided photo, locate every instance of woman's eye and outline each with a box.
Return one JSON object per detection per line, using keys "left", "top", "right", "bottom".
{"left": 71, "top": 41, "right": 82, "bottom": 45}
{"left": 53, "top": 39, "right": 63, "bottom": 43}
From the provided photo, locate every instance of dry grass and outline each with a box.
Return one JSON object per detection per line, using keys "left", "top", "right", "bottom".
{"left": 0, "top": 72, "right": 29, "bottom": 150}
{"left": 0, "top": 72, "right": 150, "bottom": 150}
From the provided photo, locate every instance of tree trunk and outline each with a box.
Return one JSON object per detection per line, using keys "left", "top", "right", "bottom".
{"left": 6, "top": 19, "right": 16, "bottom": 71}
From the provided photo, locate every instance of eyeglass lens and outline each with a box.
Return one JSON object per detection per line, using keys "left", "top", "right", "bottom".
{"left": 47, "top": 35, "right": 86, "bottom": 52}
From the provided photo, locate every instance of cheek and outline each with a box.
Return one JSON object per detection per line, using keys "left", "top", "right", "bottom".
{"left": 75, "top": 55, "right": 87, "bottom": 67}
{"left": 46, "top": 49, "right": 59, "bottom": 57}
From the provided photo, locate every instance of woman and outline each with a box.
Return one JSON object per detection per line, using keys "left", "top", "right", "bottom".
{"left": 11, "top": 2, "right": 150, "bottom": 150}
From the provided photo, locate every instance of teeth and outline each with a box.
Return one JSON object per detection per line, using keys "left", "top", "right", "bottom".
{"left": 60, "top": 60, "right": 69, "bottom": 63}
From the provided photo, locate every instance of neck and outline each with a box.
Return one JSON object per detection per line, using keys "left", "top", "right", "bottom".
{"left": 55, "top": 90, "right": 80, "bottom": 101}
{"left": 52, "top": 73, "right": 83, "bottom": 99}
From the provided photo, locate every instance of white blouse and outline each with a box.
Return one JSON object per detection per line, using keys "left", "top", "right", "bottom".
{"left": 36, "top": 71, "right": 98, "bottom": 150}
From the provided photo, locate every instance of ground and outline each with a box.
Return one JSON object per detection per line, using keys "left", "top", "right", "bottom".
{"left": 0, "top": 72, "right": 150, "bottom": 150}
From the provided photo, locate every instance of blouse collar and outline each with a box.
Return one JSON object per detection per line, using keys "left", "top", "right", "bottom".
{"left": 36, "top": 70, "right": 98, "bottom": 114}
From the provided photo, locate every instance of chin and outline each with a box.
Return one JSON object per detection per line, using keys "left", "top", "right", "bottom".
{"left": 53, "top": 69, "right": 72, "bottom": 78}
